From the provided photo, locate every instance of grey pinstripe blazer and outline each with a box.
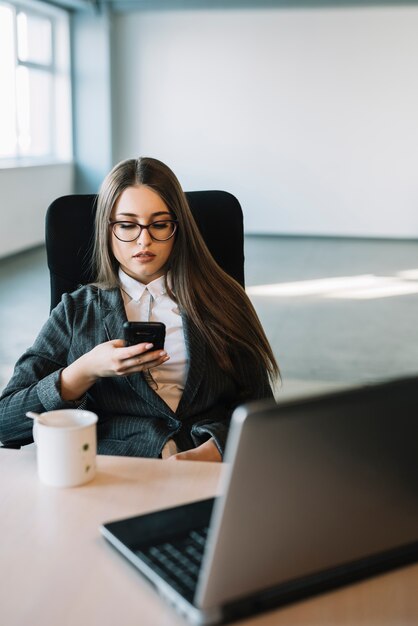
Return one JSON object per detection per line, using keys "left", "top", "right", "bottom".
{"left": 0, "top": 286, "right": 273, "bottom": 457}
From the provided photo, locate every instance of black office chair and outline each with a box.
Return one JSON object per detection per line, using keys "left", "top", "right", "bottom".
{"left": 45, "top": 191, "right": 245, "bottom": 311}
{"left": 0, "top": 191, "right": 244, "bottom": 450}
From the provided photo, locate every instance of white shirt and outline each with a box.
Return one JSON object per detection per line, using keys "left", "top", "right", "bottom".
{"left": 118, "top": 269, "right": 187, "bottom": 457}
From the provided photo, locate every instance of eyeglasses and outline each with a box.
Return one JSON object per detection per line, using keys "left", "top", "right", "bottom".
{"left": 109, "top": 219, "right": 178, "bottom": 242}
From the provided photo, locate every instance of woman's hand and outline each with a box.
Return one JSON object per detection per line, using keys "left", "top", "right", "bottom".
{"left": 79, "top": 339, "right": 168, "bottom": 379}
{"left": 60, "top": 339, "right": 169, "bottom": 401}
{"left": 166, "top": 438, "right": 222, "bottom": 463}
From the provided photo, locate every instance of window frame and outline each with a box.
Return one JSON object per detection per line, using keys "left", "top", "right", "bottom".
{"left": 0, "top": 0, "right": 72, "bottom": 166}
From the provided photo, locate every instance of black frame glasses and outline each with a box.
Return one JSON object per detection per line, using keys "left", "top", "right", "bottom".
{"left": 109, "top": 219, "right": 178, "bottom": 242}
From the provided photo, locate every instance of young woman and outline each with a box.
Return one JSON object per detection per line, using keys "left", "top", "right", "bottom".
{"left": 0, "top": 157, "right": 279, "bottom": 461}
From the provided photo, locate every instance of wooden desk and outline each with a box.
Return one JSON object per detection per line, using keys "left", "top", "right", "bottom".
{"left": 1, "top": 447, "right": 418, "bottom": 625}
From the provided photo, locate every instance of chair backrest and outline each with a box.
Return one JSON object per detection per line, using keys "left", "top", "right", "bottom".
{"left": 45, "top": 191, "right": 245, "bottom": 311}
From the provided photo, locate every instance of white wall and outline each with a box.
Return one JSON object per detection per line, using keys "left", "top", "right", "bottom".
{"left": 72, "top": 10, "right": 113, "bottom": 193}
{"left": 0, "top": 163, "right": 74, "bottom": 258}
{"left": 112, "top": 6, "right": 418, "bottom": 237}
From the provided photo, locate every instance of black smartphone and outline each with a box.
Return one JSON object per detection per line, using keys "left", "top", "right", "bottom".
{"left": 123, "top": 322, "right": 166, "bottom": 350}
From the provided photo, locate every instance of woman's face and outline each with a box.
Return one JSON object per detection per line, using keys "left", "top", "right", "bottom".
{"left": 109, "top": 185, "right": 175, "bottom": 284}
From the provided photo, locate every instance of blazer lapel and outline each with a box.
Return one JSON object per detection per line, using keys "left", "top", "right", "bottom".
{"left": 100, "top": 288, "right": 127, "bottom": 344}
{"left": 100, "top": 288, "right": 173, "bottom": 418}
{"left": 177, "top": 314, "right": 206, "bottom": 415}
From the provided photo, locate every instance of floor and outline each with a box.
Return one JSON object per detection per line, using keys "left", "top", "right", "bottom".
{"left": 0, "top": 246, "right": 50, "bottom": 393}
{"left": 1, "top": 236, "right": 418, "bottom": 397}
{"left": 245, "top": 235, "right": 418, "bottom": 396}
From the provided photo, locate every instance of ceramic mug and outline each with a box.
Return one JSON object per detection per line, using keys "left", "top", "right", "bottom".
{"left": 34, "top": 409, "right": 98, "bottom": 488}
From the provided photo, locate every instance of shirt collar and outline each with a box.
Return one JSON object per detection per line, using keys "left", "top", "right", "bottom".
{"left": 118, "top": 268, "right": 167, "bottom": 302}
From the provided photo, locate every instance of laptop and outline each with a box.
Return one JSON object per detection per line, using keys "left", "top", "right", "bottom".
{"left": 100, "top": 376, "right": 418, "bottom": 625}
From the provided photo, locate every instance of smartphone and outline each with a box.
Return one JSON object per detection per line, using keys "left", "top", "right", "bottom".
{"left": 123, "top": 321, "right": 166, "bottom": 350}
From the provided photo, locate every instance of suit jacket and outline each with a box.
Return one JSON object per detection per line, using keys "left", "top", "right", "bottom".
{"left": 0, "top": 286, "right": 273, "bottom": 457}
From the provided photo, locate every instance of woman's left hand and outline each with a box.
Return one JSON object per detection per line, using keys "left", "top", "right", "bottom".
{"left": 167, "top": 438, "right": 222, "bottom": 462}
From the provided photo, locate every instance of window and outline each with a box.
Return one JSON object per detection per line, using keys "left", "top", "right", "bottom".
{"left": 0, "top": 0, "right": 72, "bottom": 162}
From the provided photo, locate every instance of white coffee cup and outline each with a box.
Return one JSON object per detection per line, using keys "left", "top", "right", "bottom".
{"left": 34, "top": 409, "right": 98, "bottom": 488}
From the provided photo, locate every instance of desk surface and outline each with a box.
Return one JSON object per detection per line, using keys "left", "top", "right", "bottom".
{"left": 1, "top": 447, "right": 418, "bottom": 626}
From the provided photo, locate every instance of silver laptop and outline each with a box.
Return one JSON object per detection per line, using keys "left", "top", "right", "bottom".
{"left": 100, "top": 376, "right": 418, "bottom": 625}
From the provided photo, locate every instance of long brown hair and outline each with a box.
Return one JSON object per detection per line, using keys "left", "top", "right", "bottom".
{"left": 93, "top": 157, "right": 279, "bottom": 387}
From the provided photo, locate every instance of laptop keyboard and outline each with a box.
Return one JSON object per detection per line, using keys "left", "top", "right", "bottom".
{"left": 135, "top": 526, "right": 209, "bottom": 600}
